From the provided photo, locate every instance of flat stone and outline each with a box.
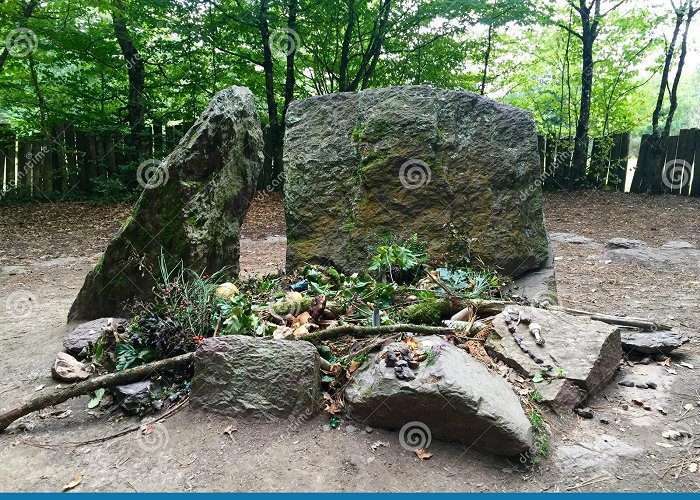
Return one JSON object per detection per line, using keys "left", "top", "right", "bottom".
{"left": 605, "top": 237, "right": 647, "bottom": 249}
{"left": 549, "top": 233, "right": 595, "bottom": 245}
{"left": 621, "top": 330, "right": 689, "bottom": 354}
{"left": 486, "top": 307, "right": 622, "bottom": 397}
{"left": 51, "top": 352, "right": 91, "bottom": 382}
{"left": 191, "top": 335, "right": 321, "bottom": 419}
{"left": 345, "top": 336, "right": 534, "bottom": 456}
{"left": 284, "top": 85, "right": 550, "bottom": 277}
{"left": 575, "top": 407, "right": 594, "bottom": 419}
{"left": 661, "top": 241, "right": 696, "bottom": 250}
{"left": 68, "top": 86, "right": 264, "bottom": 320}
{"left": 63, "top": 318, "right": 125, "bottom": 359}
{"left": 113, "top": 381, "right": 154, "bottom": 415}
{"left": 535, "top": 379, "right": 585, "bottom": 414}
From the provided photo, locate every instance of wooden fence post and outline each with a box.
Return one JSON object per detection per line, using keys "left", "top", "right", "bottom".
{"left": 675, "top": 128, "right": 696, "bottom": 196}
{"left": 690, "top": 129, "right": 700, "bottom": 197}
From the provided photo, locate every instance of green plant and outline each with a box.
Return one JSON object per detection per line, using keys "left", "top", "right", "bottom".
{"left": 116, "top": 342, "right": 156, "bottom": 371}
{"left": 368, "top": 233, "right": 427, "bottom": 284}
{"left": 434, "top": 266, "right": 504, "bottom": 299}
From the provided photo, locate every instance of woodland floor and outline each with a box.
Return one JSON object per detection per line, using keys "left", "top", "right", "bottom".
{"left": 0, "top": 191, "right": 699, "bottom": 492}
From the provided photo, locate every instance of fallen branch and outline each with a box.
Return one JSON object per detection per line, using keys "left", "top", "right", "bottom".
{"left": 0, "top": 352, "right": 194, "bottom": 432}
{"left": 299, "top": 323, "right": 455, "bottom": 343}
{"left": 549, "top": 306, "right": 672, "bottom": 331}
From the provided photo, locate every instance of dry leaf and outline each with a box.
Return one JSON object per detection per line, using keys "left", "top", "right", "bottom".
{"left": 680, "top": 362, "right": 694, "bottom": 370}
{"left": 62, "top": 473, "right": 83, "bottom": 491}
{"left": 684, "top": 403, "right": 693, "bottom": 411}
{"left": 141, "top": 423, "right": 155, "bottom": 435}
{"left": 414, "top": 448, "right": 433, "bottom": 460}
{"left": 348, "top": 360, "right": 362, "bottom": 374}
{"left": 689, "top": 463, "right": 698, "bottom": 473}
{"left": 658, "top": 358, "right": 671, "bottom": 367}
{"left": 224, "top": 425, "right": 237, "bottom": 440}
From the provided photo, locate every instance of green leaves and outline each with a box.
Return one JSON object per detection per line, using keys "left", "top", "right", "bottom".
{"left": 115, "top": 343, "right": 156, "bottom": 371}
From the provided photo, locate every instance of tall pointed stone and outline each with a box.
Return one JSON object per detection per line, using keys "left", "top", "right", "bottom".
{"left": 68, "top": 86, "right": 263, "bottom": 321}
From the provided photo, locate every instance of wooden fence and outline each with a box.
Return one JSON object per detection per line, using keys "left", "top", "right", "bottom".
{"left": 536, "top": 132, "right": 630, "bottom": 191}
{"left": 630, "top": 128, "right": 699, "bottom": 195}
{"left": 0, "top": 122, "right": 189, "bottom": 199}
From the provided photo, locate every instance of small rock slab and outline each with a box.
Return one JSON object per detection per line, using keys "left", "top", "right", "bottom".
{"left": 345, "top": 336, "right": 534, "bottom": 456}
{"left": 64, "top": 318, "right": 125, "bottom": 359}
{"left": 114, "top": 381, "right": 154, "bottom": 415}
{"left": 51, "top": 352, "right": 91, "bottom": 382}
{"left": 191, "top": 335, "right": 321, "bottom": 419}
{"left": 660, "top": 241, "right": 696, "bottom": 250}
{"left": 605, "top": 238, "right": 647, "bottom": 249}
{"left": 535, "top": 379, "right": 585, "bottom": 414}
{"left": 621, "top": 330, "right": 690, "bottom": 355}
{"left": 487, "top": 307, "right": 622, "bottom": 395}
{"left": 550, "top": 233, "right": 595, "bottom": 245}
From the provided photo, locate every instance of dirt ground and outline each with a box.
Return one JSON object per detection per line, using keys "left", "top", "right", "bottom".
{"left": 0, "top": 191, "right": 699, "bottom": 492}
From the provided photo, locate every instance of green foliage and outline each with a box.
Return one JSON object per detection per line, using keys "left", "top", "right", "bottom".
{"left": 115, "top": 342, "right": 156, "bottom": 371}
{"left": 434, "top": 267, "right": 504, "bottom": 300}
{"left": 368, "top": 234, "right": 427, "bottom": 284}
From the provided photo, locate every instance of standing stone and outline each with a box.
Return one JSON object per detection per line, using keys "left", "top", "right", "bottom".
{"left": 68, "top": 87, "right": 263, "bottom": 321}
{"left": 345, "top": 336, "right": 534, "bottom": 456}
{"left": 284, "top": 85, "right": 550, "bottom": 277}
{"left": 190, "top": 335, "right": 321, "bottom": 419}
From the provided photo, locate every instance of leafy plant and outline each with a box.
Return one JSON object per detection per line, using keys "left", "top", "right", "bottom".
{"left": 368, "top": 234, "right": 427, "bottom": 284}
{"left": 116, "top": 342, "right": 156, "bottom": 371}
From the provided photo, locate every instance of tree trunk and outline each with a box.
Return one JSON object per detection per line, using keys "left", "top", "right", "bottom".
{"left": 0, "top": 0, "right": 39, "bottom": 73}
{"left": 480, "top": 24, "right": 493, "bottom": 96}
{"left": 571, "top": 9, "right": 594, "bottom": 186}
{"left": 112, "top": 0, "right": 148, "bottom": 162}
{"left": 258, "top": 0, "right": 282, "bottom": 186}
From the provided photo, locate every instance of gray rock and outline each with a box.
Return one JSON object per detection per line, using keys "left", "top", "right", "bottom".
{"left": 113, "top": 381, "right": 154, "bottom": 415}
{"left": 63, "top": 318, "right": 125, "bottom": 359}
{"left": 661, "top": 240, "right": 696, "bottom": 250}
{"left": 575, "top": 407, "right": 594, "bottom": 419}
{"left": 68, "top": 86, "right": 264, "bottom": 320}
{"left": 621, "top": 330, "right": 690, "bottom": 354}
{"left": 284, "top": 85, "right": 550, "bottom": 277}
{"left": 549, "top": 233, "right": 595, "bottom": 245}
{"left": 605, "top": 237, "right": 647, "bottom": 249}
{"left": 345, "top": 336, "right": 534, "bottom": 456}
{"left": 190, "top": 335, "right": 321, "bottom": 419}
{"left": 51, "top": 352, "right": 91, "bottom": 382}
{"left": 486, "top": 307, "right": 622, "bottom": 397}
{"left": 535, "top": 379, "right": 585, "bottom": 414}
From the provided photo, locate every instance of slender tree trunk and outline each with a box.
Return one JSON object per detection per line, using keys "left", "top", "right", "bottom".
{"left": 571, "top": 9, "right": 594, "bottom": 186}
{"left": 257, "top": 0, "right": 283, "bottom": 187}
{"left": 480, "top": 24, "right": 493, "bottom": 96}
{"left": 112, "top": 0, "right": 148, "bottom": 162}
{"left": 339, "top": 0, "right": 355, "bottom": 92}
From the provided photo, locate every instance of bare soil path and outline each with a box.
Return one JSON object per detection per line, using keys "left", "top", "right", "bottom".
{"left": 0, "top": 191, "right": 698, "bottom": 492}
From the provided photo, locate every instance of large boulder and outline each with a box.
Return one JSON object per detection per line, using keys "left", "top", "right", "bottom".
{"left": 190, "top": 335, "right": 321, "bottom": 419}
{"left": 283, "top": 85, "right": 550, "bottom": 276}
{"left": 345, "top": 336, "right": 534, "bottom": 456}
{"left": 486, "top": 307, "right": 622, "bottom": 405}
{"left": 68, "top": 86, "right": 263, "bottom": 321}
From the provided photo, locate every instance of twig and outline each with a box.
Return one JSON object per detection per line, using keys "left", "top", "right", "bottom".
{"left": 548, "top": 306, "right": 672, "bottom": 331}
